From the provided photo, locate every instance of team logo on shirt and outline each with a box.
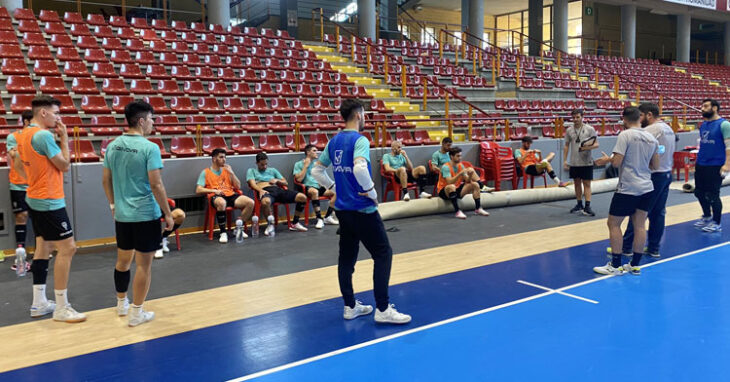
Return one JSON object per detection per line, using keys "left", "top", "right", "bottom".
{"left": 701, "top": 130, "right": 715, "bottom": 145}
{"left": 333, "top": 150, "right": 343, "bottom": 165}
{"left": 61, "top": 221, "right": 68, "bottom": 230}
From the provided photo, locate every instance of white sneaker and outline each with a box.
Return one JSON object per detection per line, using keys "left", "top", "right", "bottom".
{"left": 403, "top": 193, "right": 411, "bottom": 201}
{"left": 315, "top": 218, "right": 325, "bottom": 229}
{"left": 481, "top": 185, "right": 495, "bottom": 192}
{"left": 374, "top": 304, "right": 411, "bottom": 324}
{"left": 420, "top": 191, "right": 432, "bottom": 198}
{"left": 117, "top": 297, "right": 130, "bottom": 316}
{"left": 289, "top": 222, "right": 308, "bottom": 232}
{"left": 154, "top": 249, "right": 164, "bottom": 259}
{"left": 264, "top": 224, "right": 276, "bottom": 236}
{"left": 53, "top": 304, "right": 87, "bottom": 323}
{"left": 30, "top": 300, "right": 56, "bottom": 318}
{"left": 161, "top": 237, "right": 170, "bottom": 253}
{"left": 343, "top": 300, "right": 373, "bottom": 320}
{"left": 455, "top": 210, "right": 467, "bottom": 219}
{"left": 592, "top": 262, "right": 625, "bottom": 276}
{"left": 702, "top": 222, "right": 722, "bottom": 233}
{"left": 694, "top": 216, "right": 713, "bottom": 227}
{"left": 475, "top": 208, "right": 490, "bottom": 216}
{"left": 219, "top": 232, "right": 228, "bottom": 243}
{"left": 128, "top": 309, "right": 155, "bottom": 327}
{"left": 324, "top": 215, "right": 339, "bottom": 225}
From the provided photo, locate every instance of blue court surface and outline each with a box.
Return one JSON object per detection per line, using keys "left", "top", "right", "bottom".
{"left": 3, "top": 218, "right": 730, "bottom": 382}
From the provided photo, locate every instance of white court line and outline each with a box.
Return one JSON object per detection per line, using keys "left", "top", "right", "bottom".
{"left": 517, "top": 280, "right": 599, "bottom": 304}
{"left": 226, "top": 241, "right": 729, "bottom": 382}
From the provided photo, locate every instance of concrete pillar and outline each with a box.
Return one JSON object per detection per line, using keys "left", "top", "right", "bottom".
{"left": 358, "top": 0, "right": 376, "bottom": 40}
{"left": 0, "top": 0, "right": 21, "bottom": 14}
{"left": 621, "top": 5, "right": 636, "bottom": 58}
{"left": 528, "top": 0, "right": 543, "bottom": 57}
{"left": 725, "top": 21, "right": 730, "bottom": 65}
{"left": 553, "top": 0, "right": 568, "bottom": 52}
{"left": 677, "top": 14, "right": 691, "bottom": 63}
{"left": 467, "top": 0, "right": 483, "bottom": 46}
{"left": 208, "top": 0, "right": 230, "bottom": 28}
{"left": 461, "top": 0, "right": 470, "bottom": 32}
{"left": 279, "top": 0, "right": 298, "bottom": 39}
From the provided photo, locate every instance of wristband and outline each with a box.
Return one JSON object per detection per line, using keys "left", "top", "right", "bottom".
{"left": 109, "top": 204, "right": 115, "bottom": 210}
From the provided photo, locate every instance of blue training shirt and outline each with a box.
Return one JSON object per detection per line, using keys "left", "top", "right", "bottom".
{"left": 697, "top": 118, "right": 730, "bottom": 166}
{"left": 319, "top": 131, "right": 376, "bottom": 212}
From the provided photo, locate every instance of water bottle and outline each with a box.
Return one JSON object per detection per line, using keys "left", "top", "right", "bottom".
{"left": 15, "top": 246, "right": 26, "bottom": 277}
{"left": 235, "top": 219, "right": 244, "bottom": 243}
{"left": 657, "top": 145, "right": 666, "bottom": 155}
{"left": 251, "top": 216, "right": 259, "bottom": 238}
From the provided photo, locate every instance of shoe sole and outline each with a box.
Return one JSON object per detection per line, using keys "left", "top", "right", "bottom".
{"left": 374, "top": 318, "right": 412, "bottom": 324}
{"left": 344, "top": 310, "right": 373, "bottom": 320}
{"left": 30, "top": 311, "right": 53, "bottom": 318}
{"left": 54, "top": 317, "right": 87, "bottom": 323}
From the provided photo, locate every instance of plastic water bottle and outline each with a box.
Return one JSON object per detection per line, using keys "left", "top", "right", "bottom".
{"left": 251, "top": 216, "right": 259, "bottom": 238}
{"left": 15, "top": 246, "right": 26, "bottom": 277}
{"left": 235, "top": 219, "right": 244, "bottom": 243}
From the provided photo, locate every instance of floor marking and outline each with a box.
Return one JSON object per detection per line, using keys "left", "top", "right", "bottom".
{"left": 516, "top": 280, "right": 599, "bottom": 304}
{"left": 227, "top": 241, "right": 728, "bottom": 382}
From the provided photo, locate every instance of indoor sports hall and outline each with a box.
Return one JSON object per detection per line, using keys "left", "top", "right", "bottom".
{"left": 1, "top": 0, "right": 730, "bottom": 381}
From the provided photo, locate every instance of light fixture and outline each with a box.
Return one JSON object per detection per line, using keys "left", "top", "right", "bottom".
{"left": 330, "top": 1, "right": 358, "bottom": 22}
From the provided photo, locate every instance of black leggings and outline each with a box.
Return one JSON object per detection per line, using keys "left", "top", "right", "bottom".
{"left": 336, "top": 210, "right": 392, "bottom": 311}
{"left": 694, "top": 165, "right": 723, "bottom": 224}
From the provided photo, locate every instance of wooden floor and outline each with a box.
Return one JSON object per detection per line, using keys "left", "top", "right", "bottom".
{"left": 1, "top": 197, "right": 724, "bottom": 373}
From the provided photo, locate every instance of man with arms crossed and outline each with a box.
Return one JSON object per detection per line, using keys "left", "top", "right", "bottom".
{"left": 593, "top": 107, "right": 659, "bottom": 276}
{"left": 312, "top": 99, "right": 411, "bottom": 324}
{"left": 17, "top": 96, "right": 85, "bottom": 322}
{"left": 102, "top": 101, "right": 174, "bottom": 327}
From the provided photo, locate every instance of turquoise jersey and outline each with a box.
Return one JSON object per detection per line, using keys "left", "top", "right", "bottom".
{"left": 103, "top": 134, "right": 163, "bottom": 222}
{"left": 246, "top": 167, "right": 284, "bottom": 183}
{"left": 382, "top": 153, "right": 407, "bottom": 170}
{"left": 293, "top": 159, "right": 319, "bottom": 188}
{"left": 431, "top": 150, "right": 450, "bottom": 169}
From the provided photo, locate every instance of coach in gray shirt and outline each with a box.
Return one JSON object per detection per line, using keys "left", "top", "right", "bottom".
{"left": 620, "top": 103, "right": 675, "bottom": 258}
{"left": 564, "top": 109, "right": 599, "bottom": 216}
{"left": 593, "top": 107, "right": 660, "bottom": 276}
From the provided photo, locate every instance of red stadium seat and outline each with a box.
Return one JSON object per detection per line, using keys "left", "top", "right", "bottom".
{"left": 151, "top": 19, "right": 170, "bottom": 30}
{"left": 181, "top": 80, "right": 206, "bottom": 96}
{"left": 413, "top": 130, "right": 438, "bottom": 145}
{"left": 6, "top": 75, "right": 35, "bottom": 93}
{"left": 131, "top": 17, "right": 150, "bottom": 29}
{"left": 171, "top": 20, "right": 189, "bottom": 32}
{"left": 292, "top": 98, "right": 316, "bottom": 113}
{"left": 57, "top": 47, "right": 82, "bottom": 61}
{"left": 271, "top": 98, "right": 295, "bottom": 113}
{"left": 157, "top": 80, "right": 183, "bottom": 95}
{"left": 209, "top": 81, "right": 232, "bottom": 96}
{"left": 39, "top": 76, "right": 68, "bottom": 94}
{"left": 86, "top": 13, "right": 107, "bottom": 26}
{"left": 77, "top": 36, "right": 99, "bottom": 49}
{"left": 248, "top": 98, "right": 273, "bottom": 113}
{"left": 308, "top": 133, "right": 328, "bottom": 150}
{"left": 0, "top": 30, "right": 16, "bottom": 44}
{"left": 148, "top": 138, "right": 172, "bottom": 158}
{"left": 23, "top": 32, "right": 46, "bottom": 45}
{"left": 170, "top": 97, "right": 197, "bottom": 114}
{"left": 2, "top": 59, "right": 28, "bottom": 75}
{"left": 39, "top": 9, "right": 61, "bottom": 22}
{"left": 55, "top": 95, "right": 77, "bottom": 114}
{"left": 61, "top": 116, "right": 88, "bottom": 135}
{"left": 0, "top": 44, "right": 23, "bottom": 58}
{"left": 146, "top": 64, "right": 169, "bottom": 79}
{"left": 223, "top": 98, "right": 247, "bottom": 113}
{"left": 63, "top": 12, "right": 84, "bottom": 24}
{"left": 109, "top": 15, "right": 128, "bottom": 27}
{"left": 32, "top": 60, "right": 58, "bottom": 76}
{"left": 285, "top": 134, "right": 307, "bottom": 151}
{"left": 126, "top": 38, "right": 146, "bottom": 51}
{"left": 185, "top": 115, "right": 215, "bottom": 134}
{"left": 84, "top": 48, "right": 107, "bottom": 63}
{"left": 93, "top": 25, "right": 114, "bottom": 38}
{"left": 395, "top": 130, "right": 418, "bottom": 146}
{"left": 155, "top": 115, "right": 185, "bottom": 134}
{"left": 254, "top": 83, "right": 276, "bottom": 97}
{"left": 202, "top": 136, "right": 233, "bottom": 155}
{"left": 241, "top": 115, "right": 267, "bottom": 133}
{"left": 170, "top": 136, "right": 198, "bottom": 158}
{"left": 102, "top": 78, "right": 129, "bottom": 95}
{"left": 69, "top": 23, "right": 91, "bottom": 37}
{"left": 92, "top": 62, "right": 117, "bottom": 78}
{"left": 81, "top": 95, "right": 111, "bottom": 114}
{"left": 70, "top": 140, "right": 101, "bottom": 162}
{"left": 198, "top": 97, "right": 224, "bottom": 114}
{"left": 110, "top": 50, "right": 134, "bottom": 64}
{"left": 50, "top": 33, "right": 73, "bottom": 48}
{"left": 158, "top": 51, "right": 178, "bottom": 64}
{"left": 90, "top": 115, "right": 123, "bottom": 136}
{"left": 266, "top": 115, "right": 289, "bottom": 131}
{"left": 171, "top": 65, "right": 195, "bottom": 80}
{"left": 232, "top": 82, "right": 254, "bottom": 96}
{"left": 18, "top": 20, "right": 41, "bottom": 34}
{"left": 259, "top": 135, "right": 289, "bottom": 153}
{"left": 71, "top": 77, "right": 100, "bottom": 94}
{"left": 43, "top": 22, "right": 65, "bottom": 35}
{"left": 194, "top": 67, "right": 216, "bottom": 80}
{"left": 231, "top": 135, "right": 262, "bottom": 154}
{"left": 10, "top": 94, "right": 33, "bottom": 113}
{"left": 213, "top": 115, "right": 242, "bottom": 133}
{"left": 111, "top": 95, "right": 134, "bottom": 113}
{"left": 119, "top": 63, "right": 144, "bottom": 79}
{"left": 63, "top": 61, "right": 90, "bottom": 77}
{"left": 217, "top": 67, "right": 237, "bottom": 81}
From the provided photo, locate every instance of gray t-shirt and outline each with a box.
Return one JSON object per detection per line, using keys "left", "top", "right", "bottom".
{"left": 644, "top": 121, "right": 675, "bottom": 173}
{"left": 564, "top": 124, "right": 597, "bottom": 166}
{"left": 613, "top": 128, "right": 659, "bottom": 196}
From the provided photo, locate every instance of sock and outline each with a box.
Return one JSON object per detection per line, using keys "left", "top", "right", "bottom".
{"left": 312, "top": 200, "right": 322, "bottom": 219}
{"left": 55, "top": 289, "right": 69, "bottom": 308}
{"left": 474, "top": 197, "right": 481, "bottom": 211}
{"left": 31, "top": 259, "right": 49, "bottom": 284}
{"left": 131, "top": 304, "right": 142, "bottom": 316}
{"left": 32, "top": 284, "right": 47, "bottom": 306}
{"left": 611, "top": 253, "right": 622, "bottom": 268}
{"left": 448, "top": 192, "right": 460, "bottom": 212}
{"left": 548, "top": 170, "right": 560, "bottom": 182}
{"left": 293, "top": 203, "right": 305, "bottom": 224}
{"left": 402, "top": 188, "right": 409, "bottom": 196}
{"left": 325, "top": 207, "right": 334, "bottom": 218}
{"left": 114, "top": 269, "right": 130, "bottom": 294}
{"left": 417, "top": 176, "right": 426, "bottom": 192}
{"left": 162, "top": 223, "right": 181, "bottom": 238}
{"left": 268, "top": 215, "right": 275, "bottom": 224}
{"left": 216, "top": 211, "right": 227, "bottom": 233}
{"left": 585, "top": 201, "right": 591, "bottom": 208}
{"left": 15, "top": 224, "right": 26, "bottom": 247}
{"left": 576, "top": 200, "right": 584, "bottom": 208}
{"left": 630, "top": 252, "right": 643, "bottom": 267}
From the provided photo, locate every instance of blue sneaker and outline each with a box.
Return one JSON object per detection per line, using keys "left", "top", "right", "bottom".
{"left": 702, "top": 222, "right": 722, "bottom": 233}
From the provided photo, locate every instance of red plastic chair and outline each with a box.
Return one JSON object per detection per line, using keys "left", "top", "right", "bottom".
{"left": 111, "top": 95, "right": 135, "bottom": 113}
{"left": 63, "top": 61, "right": 90, "bottom": 77}
{"left": 70, "top": 140, "right": 101, "bottom": 162}
{"left": 72, "top": 77, "right": 100, "bottom": 94}
{"left": 253, "top": 188, "right": 292, "bottom": 231}
{"left": 285, "top": 134, "right": 307, "bottom": 151}
{"left": 231, "top": 135, "right": 262, "bottom": 154}
{"left": 413, "top": 130, "right": 438, "bottom": 145}
{"left": 185, "top": 115, "right": 215, "bottom": 134}
{"left": 155, "top": 115, "right": 185, "bottom": 135}
{"left": 170, "top": 97, "right": 197, "bottom": 114}
{"left": 673, "top": 151, "right": 696, "bottom": 182}
{"left": 202, "top": 136, "right": 233, "bottom": 155}
{"left": 81, "top": 95, "right": 110, "bottom": 114}
{"left": 6, "top": 75, "right": 35, "bottom": 94}
{"left": 380, "top": 161, "right": 419, "bottom": 202}
{"left": 395, "top": 130, "right": 418, "bottom": 146}
{"left": 198, "top": 97, "right": 224, "bottom": 114}
{"left": 293, "top": 177, "right": 331, "bottom": 225}
{"left": 10, "top": 94, "right": 32, "bottom": 113}
{"left": 90, "top": 115, "right": 123, "bottom": 136}
{"left": 39, "top": 76, "right": 68, "bottom": 94}
{"left": 3, "top": 59, "right": 29, "bottom": 75}
{"left": 148, "top": 137, "right": 172, "bottom": 158}
{"left": 308, "top": 133, "right": 328, "bottom": 150}
{"left": 203, "top": 190, "right": 246, "bottom": 240}
{"left": 170, "top": 136, "right": 198, "bottom": 158}
{"left": 259, "top": 135, "right": 289, "bottom": 153}
{"left": 213, "top": 115, "right": 242, "bottom": 133}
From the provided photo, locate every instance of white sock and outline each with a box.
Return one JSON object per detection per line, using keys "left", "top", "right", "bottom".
{"left": 54, "top": 289, "right": 69, "bottom": 308}
{"left": 131, "top": 304, "right": 143, "bottom": 316}
{"left": 117, "top": 296, "right": 127, "bottom": 302}
{"left": 267, "top": 215, "right": 275, "bottom": 224}
{"left": 553, "top": 176, "right": 561, "bottom": 183}
{"left": 32, "top": 285, "right": 47, "bottom": 306}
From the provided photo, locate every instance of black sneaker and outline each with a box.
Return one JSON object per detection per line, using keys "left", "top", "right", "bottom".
{"left": 582, "top": 206, "right": 596, "bottom": 216}
{"left": 646, "top": 251, "right": 661, "bottom": 258}
{"left": 569, "top": 204, "right": 583, "bottom": 213}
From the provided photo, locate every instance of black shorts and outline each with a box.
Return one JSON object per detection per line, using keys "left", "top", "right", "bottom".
{"left": 10, "top": 190, "right": 28, "bottom": 213}
{"left": 694, "top": 165, "right": 722, "bottom": 193}
{"left": 263, "top": 186, "right": 300, "bottom": 204}
{"left": 28, "top": 207, "right": 73, "bottom": 241}
{"left": 294, "top": 184, "right": 327, "bottom": 196}
{"left": 569, "top": 165, "right": 594, "bottom": 180}
{"left": 211, "top": 194, "right": 240, "bottom": 209}
{"left": 438, "top": 184, "right": 465, "bottom": 199}
{"left": 525, "top": 165, "right": 543, "bottom": 176}
{"left": 115, "top": 218, "right": 163, "bottom": 253}
{"left": 609, "top": 192, "right": 653, "bottom": 217}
